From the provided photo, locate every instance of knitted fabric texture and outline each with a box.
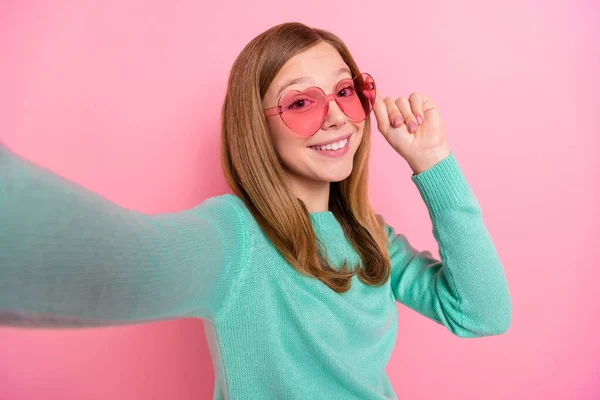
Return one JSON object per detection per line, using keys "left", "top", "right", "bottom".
{"left": 0, "top": 145, "right": 511, "bottom": 399}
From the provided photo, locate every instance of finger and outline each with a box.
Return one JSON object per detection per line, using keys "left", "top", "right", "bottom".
{"left": 421, "top": 95, "right": 437, "bottom": 112}
{"left": 384, "top": 96, "right": 404, "bottom": 128}
{"left": 395, "top": 97, "right": 418, "bottom": 134}
{"left": 409, "top": 92, "right": 424, "bottom": 126}
{"left": 372, "top": 93, "right": 391, "bottom": 136}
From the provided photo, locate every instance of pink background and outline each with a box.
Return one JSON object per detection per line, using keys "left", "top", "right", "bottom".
{"left": 0, "top": 0, "right": 598, "bottom": 399}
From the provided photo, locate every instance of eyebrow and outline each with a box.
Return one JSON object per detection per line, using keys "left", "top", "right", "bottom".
{"left": 275, "top": 67, "right": 352, "bottom": 98}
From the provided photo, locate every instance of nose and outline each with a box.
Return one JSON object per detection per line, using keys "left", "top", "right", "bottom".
{"left": 322, "top": 98, "right": 347, "bottom": 130}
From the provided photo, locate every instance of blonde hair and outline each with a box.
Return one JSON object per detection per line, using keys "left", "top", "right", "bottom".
{"left": 220, "top": 22, "right": 391, "bottom": 293}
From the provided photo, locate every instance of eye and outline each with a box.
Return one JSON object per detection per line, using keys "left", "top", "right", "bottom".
{"left": 337, "top": 85, "right": 356, "bottom": 97}
{"left": 288, "top": 97, "right": 314, "bottom": 110}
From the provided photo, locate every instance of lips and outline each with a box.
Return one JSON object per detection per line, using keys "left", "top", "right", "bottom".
{"left": 308, "top": 134, "right": 351, "bottom": 158}
{"left": 308, "top": 133, "right": 352, "bottom": 147}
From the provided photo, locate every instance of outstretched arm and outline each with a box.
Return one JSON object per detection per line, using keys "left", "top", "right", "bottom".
{"left": 0, "top": 145, "right": 247, "bottom": 328}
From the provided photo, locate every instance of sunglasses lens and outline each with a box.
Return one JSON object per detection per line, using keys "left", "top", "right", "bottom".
{"left": 278, "top": 88, "right": 324, "bottom": 136}
{"left": 275, "top": 73, "right": 376, "bottom": 136}
{"left": 335, "top": 73, "right": 376, "bottom": 121}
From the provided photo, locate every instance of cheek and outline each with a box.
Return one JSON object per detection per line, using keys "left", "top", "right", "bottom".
{"left": 267, "top": 118, "right": 288, "bottom": 148}
{"left": 352, "top": 123, "right": 365, "bottom": 149}
{"left": 267, "top": 119, "right": 302, "bottom": 161}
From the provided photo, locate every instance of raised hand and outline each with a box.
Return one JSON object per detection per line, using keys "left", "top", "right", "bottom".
{"left": 372, "top": 92, "right": 451, "bottom": 174}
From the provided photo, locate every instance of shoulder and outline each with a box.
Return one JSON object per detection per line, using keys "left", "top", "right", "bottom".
{"left": 375, "top": 213, "right": 394, "bottom": 238}
{"left": 375, "top": 213, "right": 413, "bottom": 253}
{"left": 191, "top": 193, "right": 249, "bottom": 231}
{"left": 193, "top": 193, "right": 263, "bottom": 241}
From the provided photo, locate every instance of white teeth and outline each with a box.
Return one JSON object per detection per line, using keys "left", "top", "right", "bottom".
{"left": 310, "top": 138, "right": 348, "bottom": 151}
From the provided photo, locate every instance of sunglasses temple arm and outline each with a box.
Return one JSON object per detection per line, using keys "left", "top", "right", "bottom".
{"left": 264, "top": 107, "right": 281, "bottom": 117}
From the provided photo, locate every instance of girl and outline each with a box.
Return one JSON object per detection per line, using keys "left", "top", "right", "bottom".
{"left": 0, "top": 22, "right": 511, "bottom": 400}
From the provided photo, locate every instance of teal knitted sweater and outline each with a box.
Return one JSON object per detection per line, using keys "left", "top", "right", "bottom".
{"left": 0, "top": 144, "right": 511, "bottom": 399}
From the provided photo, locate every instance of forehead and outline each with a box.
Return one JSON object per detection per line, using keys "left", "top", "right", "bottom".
{"left": 278, "top": 42, "right": 347, "bottom": 76}
{"left": 271, "top": 42, "right": 351, "bottom": 93}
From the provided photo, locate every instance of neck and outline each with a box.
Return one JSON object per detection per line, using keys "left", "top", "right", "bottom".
{"left": 288, "top": 175, "right": 330, "bottom": 213}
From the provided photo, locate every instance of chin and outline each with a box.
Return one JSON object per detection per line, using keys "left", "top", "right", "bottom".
{"left": 321, "top": 168, "right": 353, "bottom": 183}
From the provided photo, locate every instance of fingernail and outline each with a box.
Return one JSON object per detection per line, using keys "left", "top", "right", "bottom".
{"left": 409, "top": 121, "right": 417, "bottom": 132}
{"left": 417, "top": 115, "right": 423, "bottom": 125}
{"left": 393, "top": 116, "right": 403, "bottom": 126}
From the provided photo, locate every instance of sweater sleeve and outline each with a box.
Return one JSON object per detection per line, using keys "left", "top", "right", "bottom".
{"left": 382, "top": 152, "right": 512, "bottom": 338}
{"left": 0, "top": 144, "right": 248, "bottom": 328}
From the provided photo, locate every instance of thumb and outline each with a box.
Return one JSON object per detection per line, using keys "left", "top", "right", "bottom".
{"left": 372, "top": 93, "right": 390, "bottom": 138}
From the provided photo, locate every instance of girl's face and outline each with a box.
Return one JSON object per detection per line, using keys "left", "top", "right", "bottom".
{"left": 262, "top": 41, "right": 364, "bottom": 191}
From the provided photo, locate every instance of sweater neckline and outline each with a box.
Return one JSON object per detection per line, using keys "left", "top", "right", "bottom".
{"left": 309, "top": 211, "right": 340, "bottom": 231}
{"left": 225, "top": 194, "right": 342, "bottom": 232}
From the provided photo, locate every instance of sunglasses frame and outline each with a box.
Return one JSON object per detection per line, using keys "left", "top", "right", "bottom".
{"left": 263, "top": 72, "right": 376, "bottom": 137}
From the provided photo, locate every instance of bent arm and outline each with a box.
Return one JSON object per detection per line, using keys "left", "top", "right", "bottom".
{"left": 384, "top": 152, "right": 512, "bottom": 338}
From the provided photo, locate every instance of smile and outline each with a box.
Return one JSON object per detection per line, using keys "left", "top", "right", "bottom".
{"left": 308, "top": 135, "right": 351, "bottom": 158}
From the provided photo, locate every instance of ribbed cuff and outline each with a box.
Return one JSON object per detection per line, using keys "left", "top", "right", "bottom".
{"left": 410, "top": 152, "right": 478, "bottom": 217}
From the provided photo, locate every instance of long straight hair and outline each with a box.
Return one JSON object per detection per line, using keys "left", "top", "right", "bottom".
{"left": 221, "top": 22, "right": 391, "bottom": 293}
